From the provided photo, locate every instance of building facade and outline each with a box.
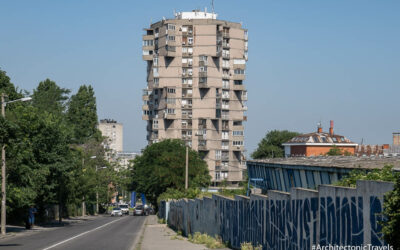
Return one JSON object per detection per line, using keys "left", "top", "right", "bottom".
{"left": 282, "top": 121, "right": 358, "bottom": 157}
{"left": 98, "top": 119, "right": 123, "bottom": 159}
{"left": 142, "top": 10, "right": 248, "bottom": 185}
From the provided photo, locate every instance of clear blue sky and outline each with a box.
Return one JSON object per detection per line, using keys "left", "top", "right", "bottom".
{"left": 1, "top": 0, "right": 399, "bottom": 155}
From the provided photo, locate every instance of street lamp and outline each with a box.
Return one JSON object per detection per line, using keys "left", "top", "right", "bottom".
{"left": 1, "top": 93, "right": 32, "bottom": 235}
{"left": 96, "top": 165, "right": 106, "bottom": 214}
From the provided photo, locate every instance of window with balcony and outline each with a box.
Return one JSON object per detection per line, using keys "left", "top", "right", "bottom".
{"left": 152, "top": 120, "right": 158, "bottom": 129}
{"left": 142, "top": 50, "right": 153, "bottom": 56}
{"left": 167, "top": 88, "right": 176, "bottom": 94}
{"left": 223, "top": 69, "right": 230, "bottom": 78}
{"left": 233, "top": 131, "right": 244, "bottom": 136}
{"left": 182, "top": 78, "right": 193, "bottom": 86}
{"left": 233, "top": 141, "right": 244, "bottom": 146}
{"left": 166, "top": 98, "right": 175, "bottom": 104}
{"left": 233, "top": 59, "right": 245, "bottom": 65}
{"left": 153, "top": 57, "right": 158, "bottom": 66}
{"left": 166, "top": 108, "right": 175, "bottom": 114}
{"left": 234, "top": 69, "right": 245, "bottom": 75}
{"left": 222, "top": 141, "right": 229, "bottom": 150}
{"left": 143, "top": 40, "right": 154, "bottom": 46}
{"left": 215, "top": 150, "right": 221, "bottom": 160}
{"left": 167, "top": 35, "right": 175, "bottom": 41}
{"left": 233, "top": 120, "right": 242, "bottom": 126}
{"left": 188, "top": 37, "right": 194, "bottom": 45}
{"left": 153, "top": 78, "right": 159, "bottom": 86}
{"left": 167, "top": 24, "right": 175, "bottom": 30}
{"left": 199, "top": 77, "right": 207, "bottom": 83}
{"left": 153, "top": 68, "right": 159, "bottom": 77}
{"left": 222, "top": 60, "right": 230, "bottom": 68}
{"left": 222, "top": 131, "right": 229, "bottom": 140}
{"left": 199, "top": 66, "right": 207, "bottom": 72}
{"left": 222, "top": 90, "right": 229, "bottom": 98}
{"left": 234, "top": 80, "right": 243, "bottom": 85}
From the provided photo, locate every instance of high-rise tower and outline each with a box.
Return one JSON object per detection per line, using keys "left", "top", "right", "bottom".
{"left": 142, "top": 10, "right": 248, "bottom": 186}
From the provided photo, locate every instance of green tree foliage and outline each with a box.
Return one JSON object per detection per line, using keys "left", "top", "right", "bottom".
{"left": 382, "top": 175, "right": 400, "bottom": 248}
{"left": 335, "top": 165, "right": 398, "bottom": 187}
{"left": 0, "top": 70, "right": 115, "bottom": 223}
{"left": 130, "top": 139, "right": 211, "bottom": 206}
{"left": 32, "top": 79, "right": 70, "bottom": 115}
{"left": 326, "top": 145, "right": 343, "bottom": 156}
{"left": 251, "top": 130, "right": 300, "bottom": 159}
{"left": 67, "top": 85, "right": 101, "bottom": 144}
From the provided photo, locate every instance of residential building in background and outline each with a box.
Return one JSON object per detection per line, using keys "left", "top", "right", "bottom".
{"left": 98, "top": 119, "right": 123, "bottom": 160}
{"left": 282, "top": 121, "right": 358, "bottom": 157}
{"left": 393, "top": 132, "right": 400, "bottom": 146}
{"left": 142, "top": 10, "right": 248, "bottom": 186}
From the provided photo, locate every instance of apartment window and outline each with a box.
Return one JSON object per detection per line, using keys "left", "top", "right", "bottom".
{"left": 153, "top": 68, "right": 159, "bottom": 77}
{"left": 143, "top": 40, "right": 154, "bottom": 46}
{"left": 223, "top": 80, "right": 229, "bottom": 88}
{"left": 153, "top": 57, "right": 158, "bottom": 66}
{"left": 215, "top": 150, "right": 221, "bottom": 160}
{"left": 233, "top": 141, "right": 244, "bottom": 146}
{"left": 223, "top": 69, "right": 230, "bottom": 78}
{"left": 188, "top": 37, "right": 194, "bottom": 45}
{"left": 166, "top": 98, "right": 175, "bottom": 104}
{"left": 222, "top": 131, "right": 229, "bottom": 140}
{"left": 182, "top": 78, "right": 193, "bottom": 86}
{"left": 199, "top": 66, "right": 207, "bottom": 72}
{"left": 167, "top": 35, "right": 175, "bottom": 41}
{"left": 181, "top": 26, "right": 188, "bottom": 32}
{"left": 199, "top": 77, "right": 207, "bottom": 83}
{"left": 199, "top": 55, "right": 208, "bottom": 62}
{"left": 142, "top": 50, "right": 153, "bottom": 55}
{"left": 222, "top": 60, "right": 230, "bottom": 68}
{"left": 182, "top": 47, "right": 187, "bottom": 53}
{"left": 188, "top": 48, "right": 193, "bottom": 54}
{"left": 233, "top": 131, "right": 244, "bottom": 136}
{"left": 234, "top": 80, "right": 242, "bottom": 85}
{"left": 166, "top": 109, "right": 175, "bottom": 114}
{"left": 215, "top": 172, "right": 221, "bottom": 180}
{"left": 153, "top": 78, "right": 159, "bottom": 85}
{"left": 167, "top": 88, "right": 176, "bottom": 94}
{"left": 234, "top": 69, "right": 245, "bottom": 75}
{"left": 167, "top": 24, "right": 175, "bottom": 30}
{"left": 182, "top": 58, "right": 188, "bottom": 64}
{"left": 152, "top": 120, "right": 158, "bottom": 129}
{"left": 233, "top": 59, "right": 246, "bottom": 65}
{"left": 222, "top": 141, "right": 229, "bottom": 150}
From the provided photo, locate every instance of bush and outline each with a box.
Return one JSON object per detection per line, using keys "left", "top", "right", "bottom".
{"left": 241, "top": 242, "right": 262, "bottom": 250}
{"left": 335, "top": 165, "right": 398, "bottom": 187}
{"left": 188, "top": 232, "right": 226, "bottom": 249}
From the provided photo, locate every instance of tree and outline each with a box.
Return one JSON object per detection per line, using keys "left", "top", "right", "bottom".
{"left": 382, "top": 175, "right": 400, "bottom": 248}
{"left": 0, "top": 69, "right": 22, "bottom": 100}
{"left": 251, "top": 130, "right": 300, "bottom": 159}
{"left": 326, "top": 145, "right": 343, "bottom": 156}
{"left": 32, "top": 79, "right": 70, "bottom": 115}
{"left": 335, "top": 165, "right": 398, "bottom": 187}
{"left": 67, "top": 85, "right": 101, "bottom": 144}
{"left": 130, "top": 139, "right": 211, "bottom": 206}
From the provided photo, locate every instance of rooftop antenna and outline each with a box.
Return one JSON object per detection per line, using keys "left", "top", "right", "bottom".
{"left": 211, "top": 0, "right": 215, "bottom": 14}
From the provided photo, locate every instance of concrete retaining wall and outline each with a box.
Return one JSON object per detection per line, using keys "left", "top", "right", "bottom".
{"left": 160, "top": 180, "right": 394, "bottom": 249}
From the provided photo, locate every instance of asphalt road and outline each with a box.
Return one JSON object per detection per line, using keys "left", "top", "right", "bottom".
{"left": 0, "top": 215, "right": 146, "bottom": 250}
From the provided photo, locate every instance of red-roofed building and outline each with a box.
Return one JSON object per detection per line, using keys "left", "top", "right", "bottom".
{"left": 282, "top": 121, "right": 358, "bottom": 157}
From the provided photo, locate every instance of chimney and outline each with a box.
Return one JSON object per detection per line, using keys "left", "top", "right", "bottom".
{"left": 329, "top": 120, "right": 334, "bottom": 136}
{"left": 317, "top": 123, "right": 322, "bottom": 133}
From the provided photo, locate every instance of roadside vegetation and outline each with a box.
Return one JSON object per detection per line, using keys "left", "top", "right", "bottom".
{"left": 0, "top": 69, "right": 127, "bottom": 224}
{"left": 240, "top": 242, "right": 262, "bottom": 250}
{"left": 188, "top": 232, "right": 226, "bottom": 249}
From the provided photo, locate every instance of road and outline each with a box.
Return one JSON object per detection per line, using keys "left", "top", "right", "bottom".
{"left": 0, "top": 215, "right": 146, "bottom": 250}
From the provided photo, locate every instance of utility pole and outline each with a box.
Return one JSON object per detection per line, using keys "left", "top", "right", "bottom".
{"left": 185, "top": 146, "right": 189, "bottom": 190}
{"left": 1, "top": 93, "right": 6, "bottom": 235}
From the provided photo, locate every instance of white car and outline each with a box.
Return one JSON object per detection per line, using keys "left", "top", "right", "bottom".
{"left": 119, "top": 204, "right": 129, "bottom": 215}
{"left": 111, "top": 207, "right": 123, "bottom": 216}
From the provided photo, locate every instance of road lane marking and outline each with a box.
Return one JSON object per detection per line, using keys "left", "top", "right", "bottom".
{"left": 42, "top": 217, "right": 125, "bottom": 250}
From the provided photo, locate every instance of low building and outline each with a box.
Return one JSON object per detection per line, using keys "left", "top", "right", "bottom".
{"left": 282, "top": 121, "right": 358, "bottom": 157}
{"left": 247, "top": 156, "right": 400, "bottom": 192}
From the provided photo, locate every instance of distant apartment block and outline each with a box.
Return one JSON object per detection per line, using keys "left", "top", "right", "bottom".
{"left": 98, "top": 119, "right": 123, "bottom": 159}
{"left": 394, "top": 132, "right": 400, "bottom": 146}
{"left": 142, "top": 10, "right": 248, "bottom": 186}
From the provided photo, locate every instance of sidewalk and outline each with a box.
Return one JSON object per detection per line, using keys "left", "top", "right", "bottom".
{"left": 139, "top": 215, "right": 231, "bottom": 250}
{"left": 0, "top": 215, "right": 98, "bottom": 240}
{"left": 140, "top": 215, "right": 207, "bottom": 250}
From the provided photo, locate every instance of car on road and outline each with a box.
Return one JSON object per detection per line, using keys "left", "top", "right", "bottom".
{"left": 134, "top": 205, "right": 145, "bottom": 216}
{"left": 111, "top": 207, "right": 123, "bottom": 216}
{"left": 119, "top": 204, "right": 129, "bottom": 215}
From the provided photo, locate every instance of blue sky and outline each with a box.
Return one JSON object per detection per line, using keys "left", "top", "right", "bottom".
{"left": 1, "top": 0, "right": 399, "bottom": 155}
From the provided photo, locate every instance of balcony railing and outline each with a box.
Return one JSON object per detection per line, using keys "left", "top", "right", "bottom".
{"left": 182, "top": 124, "right": 192, "bottom": 129}
{"left": 199, "top": 72, "right": 207, "bottom": 78}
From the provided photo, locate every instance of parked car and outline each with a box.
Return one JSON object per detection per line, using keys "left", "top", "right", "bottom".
{"left": 146, "top": 207, "right": 155, "bottom": 215}
{"left": 134, "top": 205, "right": 145, "bottom": 216}
{"left": 111, "top": 207, "right": 123, "bottom": 216}
{"left": 119, "top": 204, "right": 129, "bottom": 215}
